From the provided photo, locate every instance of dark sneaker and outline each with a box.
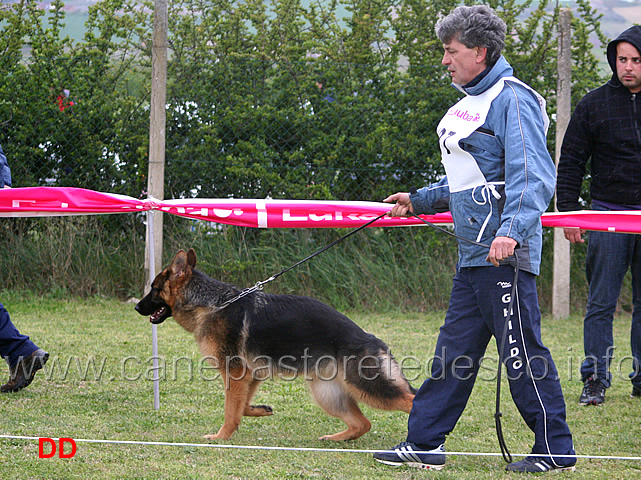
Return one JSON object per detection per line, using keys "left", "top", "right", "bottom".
{"left": 632, "top": 386, "right": 641, "bottom": 398}
{"left": 579, "top": 375, "right": 605, "bottom": 405}
{"left": 1, "top": 349, "right": 49, "bottom": 393}
{"left": 373, "top": 441, "right": 445, "bottom": 470}
{"left": 506, "top": 456, "right": 576, "bottom": 473}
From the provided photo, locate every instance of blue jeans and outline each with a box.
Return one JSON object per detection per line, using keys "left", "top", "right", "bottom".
{"left": 0, "top": 302, "right": 39, "bottom": 368}
{"left": 581, "top": 214, "right": 641, "bottom": 389}
{"left": 408, "top": 266, "right": 575, "bottom": 466}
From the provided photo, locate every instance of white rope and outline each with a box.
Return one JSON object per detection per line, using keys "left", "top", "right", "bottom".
{"left": 1, "top": 434, "right": 640, "bottom": 461}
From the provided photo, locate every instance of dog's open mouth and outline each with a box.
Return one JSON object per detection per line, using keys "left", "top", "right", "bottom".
{"left": 150, "top": 306, "right": 171, "bottom": 324}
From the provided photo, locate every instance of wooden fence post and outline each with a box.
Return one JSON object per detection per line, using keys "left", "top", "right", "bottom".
{"left": 145, "top": 0, "right": 168, "bottom": 410}
{"left": 552, "top": 8, "right": 572, "bottom": 319}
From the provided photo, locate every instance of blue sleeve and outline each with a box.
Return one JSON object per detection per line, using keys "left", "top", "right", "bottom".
{"left": 409, "top": 176, "right": 450, "bottom": 215}
{"left": 493, "top": 83, "right": 555, "bottom": 244}
{"left": 0, "top": 145, "right": 11, "bottom": 188}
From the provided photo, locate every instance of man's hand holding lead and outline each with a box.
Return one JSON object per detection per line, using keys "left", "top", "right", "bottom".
{"left": 384, "top": 192, "right": 414, "bottom": 217}
{"left": 487, "top": 236, "right": 518, "bottom": 267}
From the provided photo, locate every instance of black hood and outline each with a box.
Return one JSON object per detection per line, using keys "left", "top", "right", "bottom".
{"left": 606, "top": 25, "right": 641, "bottom": 86}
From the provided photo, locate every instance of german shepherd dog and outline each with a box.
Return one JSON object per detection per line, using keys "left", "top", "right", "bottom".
{"left": 135, "top": 249, "right": 415, "bottom": 441}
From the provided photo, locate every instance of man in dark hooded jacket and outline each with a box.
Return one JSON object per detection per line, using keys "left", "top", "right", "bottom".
{"left": 557, "top": 25, "right": 641, "bottom": 405}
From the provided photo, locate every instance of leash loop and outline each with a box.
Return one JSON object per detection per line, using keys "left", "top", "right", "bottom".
{"left": 494, "top": 258, "right": 518, "bottom": 464}
{"left": 408, "top": 212, "right": 490, "bottom": 248}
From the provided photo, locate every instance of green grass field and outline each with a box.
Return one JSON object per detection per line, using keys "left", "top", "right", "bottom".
{"left": 1, "top": 290, "right": 640, "bottom": 479}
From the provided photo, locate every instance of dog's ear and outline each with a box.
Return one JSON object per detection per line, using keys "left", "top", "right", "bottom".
{"left": 187, "top": 248, "right": 197, "bottom": 268}
{"left": 170, "top": 249, "right": 190, "bottom": 278}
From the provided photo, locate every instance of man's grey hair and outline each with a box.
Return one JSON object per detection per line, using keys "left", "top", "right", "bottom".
{"left": 435, "top": 5, "right": 506, "bottom": 66}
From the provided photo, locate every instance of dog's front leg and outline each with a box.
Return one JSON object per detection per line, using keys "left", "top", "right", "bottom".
{"left": 204, "top": 366, "right": 251, "bottom": 440}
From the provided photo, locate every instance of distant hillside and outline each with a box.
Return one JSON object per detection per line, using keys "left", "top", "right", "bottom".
{"left": 53, "top": 11, "right": 89, "bottom": 41}
{"left": 33, "top": 0, "right": 641, "bottom": 55}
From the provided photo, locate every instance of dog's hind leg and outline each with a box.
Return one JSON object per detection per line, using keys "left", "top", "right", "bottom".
{"left": 204, "top": 367, "right": 253, "bottom": 440}
{"left": 352, "top": 386, "right": 414, "bottom": 413}
{"left": 387, "top": 390, "right": 415, "bottom": 414}
{"left": 309, "top": 380, "right": 371, "bottom": 441}
{"left": 243, "top": 379, "right": 273, "bottom": 417}
{"left": 344, "top": 352, "right": 415, "bottom": 414}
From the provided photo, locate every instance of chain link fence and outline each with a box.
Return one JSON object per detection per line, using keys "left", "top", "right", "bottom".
{"left": 0, "top": 53, "right": 466, "bottom": 306}
{"left": 2, "top": 58, "right": 460, "bottom": 203}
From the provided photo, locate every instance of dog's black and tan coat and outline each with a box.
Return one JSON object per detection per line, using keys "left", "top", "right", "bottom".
{"left": 136, "top": 249, "right": 415, "bottom": 441}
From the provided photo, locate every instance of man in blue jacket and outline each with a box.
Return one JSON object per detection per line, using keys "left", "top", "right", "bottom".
{"left": 557, "top": 25, "right": 641, "bottom": 406}
{"left": 373, "top": 5, "right": 575, "bottom": 473}
{"left": 0, "top": 144, "right": 49, "bottom": 392}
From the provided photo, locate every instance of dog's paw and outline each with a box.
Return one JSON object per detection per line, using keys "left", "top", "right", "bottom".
{"left": 253, "top": 404, "right": 273, "bottom": 413}
{"left": 245, "top": 404, "right": 273, "bottom": 416}
{"left": 203, "top": 433, "right": 228, "bottom": 440}
{"left": 319, "top": 429, "right": 367, "bottom": 441}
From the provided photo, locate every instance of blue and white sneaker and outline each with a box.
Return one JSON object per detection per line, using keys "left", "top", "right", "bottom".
{"left": 373, "top": 441, "right": 446, "bottom": 470}
{"left": 505, "top": 456, "right": 576, "bottom": 473}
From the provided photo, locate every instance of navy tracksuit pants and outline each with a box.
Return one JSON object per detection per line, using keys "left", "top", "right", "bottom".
{"left": 0, "top": 302, "right": 39, "bottom": 368}
{"left": 407, "top": 266, "right": 575, "bottom": 467}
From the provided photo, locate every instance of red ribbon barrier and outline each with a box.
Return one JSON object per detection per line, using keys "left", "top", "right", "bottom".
{"left": 2, "top": 187, "right": 640, "bottom": 233}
